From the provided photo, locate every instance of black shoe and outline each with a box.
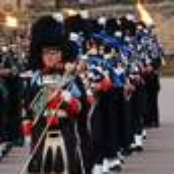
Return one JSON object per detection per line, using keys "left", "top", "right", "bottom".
{"left": 2, "top": 142, "right": 12, "bottom": 157}
{"left": 110, "top": 164, "right": 122, "bottom": 172}
{"left": 121, "top": 148, "right": 133, "bottom": 157}
{"left": 131, "top": 145, "right": 144, "bottom": 153}
{"left": 108, "top": 159, "right": 123, "bottom": 172}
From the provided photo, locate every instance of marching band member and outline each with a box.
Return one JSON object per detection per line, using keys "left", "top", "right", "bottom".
{"left": 26, "top": 15, "right": 86, "bottom": 174}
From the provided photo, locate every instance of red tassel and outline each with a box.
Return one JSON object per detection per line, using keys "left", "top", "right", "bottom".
{"left": 46, "top": 116, "right": 59, "bottom": 126}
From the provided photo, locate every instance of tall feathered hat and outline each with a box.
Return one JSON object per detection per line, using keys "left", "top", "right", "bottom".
{"left": 29, "top": 15, "right": 64, "bottom": 70}
{"left": 119, "top": 16, "right": 136, "bottom": 37}
{"left": 105, "top": 18, "right": 120, "bottom": 36}
{"left": 64, "top": 14, "right": 83, "bottom": 34}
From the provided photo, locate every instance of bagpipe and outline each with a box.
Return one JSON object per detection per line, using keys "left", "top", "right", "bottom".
{"left": 84, "top": 32, "right": 129, "bottom": 93}
{"left": 85, "top": 55, "right": 113, "bottom": 94}
{"left": 87, "top": 31, "right": 155, "bottom": 97}
{"left": 19, "top": 71, "right": 83, "bottom": 174}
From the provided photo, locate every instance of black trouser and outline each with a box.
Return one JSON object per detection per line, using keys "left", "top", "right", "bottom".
{"left": 90, "top": 93, "right": 106, "bottom": 164}
{"left": 121, "top": 96, "right": 134, "bottom": 151}
{"left": 143, "top": 74, "right": 160, "bottom": 128}
{"left": 130, "top": 84, "right": 146, "bottom": 135}
{"left": 103, "top": 89, "right": 121, "bottom": 159}
{"left": 77, "top": 113, "right": 93, "bottom": 174}
{"left": 91, "top": 88, "right": 129, "bottom": 162}
{"left": 0, "top": 82, "right": 9, "bottom": 142}
{"left": 5, "top": 77, "right": 23, "bottom": 143}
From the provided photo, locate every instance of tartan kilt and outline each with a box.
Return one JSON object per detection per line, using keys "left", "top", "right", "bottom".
{"left": 28, "top": 117, "right": 82, "bottom": 174}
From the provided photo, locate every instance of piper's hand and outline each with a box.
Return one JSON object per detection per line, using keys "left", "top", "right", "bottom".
{"left": 61, "top": 90, "right": 81, "bottom": 117}
{"left": 124, "top": 81, "right": 136, "bottom": 99}
{"left": 91, "top": 78, "right": 113, "bottom": 93}
{"left": 64, "top": 62, "right": 76, "bottom": 74}
{"left": 57, "top": 109, "right": 68, "bottom": 118}
{"left": 19, "top": 70, "right": 33, "bottom": 78}
{"left": 146, "top": 65, "right": 154, "bottom": 74}
{"left": 61, "top": 90, "right": 72, "bottom": 102}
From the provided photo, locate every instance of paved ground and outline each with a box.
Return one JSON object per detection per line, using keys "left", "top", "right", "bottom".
{"left": 159, "top": 78, "right": 174, "bottom": 124}
{"left": 0, "top": 77, "right": 174, "bottom": 174}
{"left": 122, "top": 124, "right": 174, "bottom": 174}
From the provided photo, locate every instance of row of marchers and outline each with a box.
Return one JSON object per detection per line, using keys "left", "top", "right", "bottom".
{"left": 0, "top": 13, "right": 164, "bottom": 174}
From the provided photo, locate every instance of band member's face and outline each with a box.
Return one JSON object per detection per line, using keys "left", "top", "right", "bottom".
{"left": 42, "top": 48, "right": 62, "bottom": 68}
{"left": 64, "top": 62, "right": 76, "bottom": 74}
